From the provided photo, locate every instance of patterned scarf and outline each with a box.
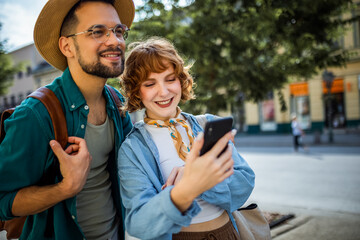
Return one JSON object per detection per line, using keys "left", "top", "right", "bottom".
{"left": 144, "top": 107, "right": 195, "bottom": 161}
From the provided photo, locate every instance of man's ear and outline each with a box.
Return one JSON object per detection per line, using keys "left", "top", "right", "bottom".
{"left": 59, "top": 36, "right": 75, "bottom": 58}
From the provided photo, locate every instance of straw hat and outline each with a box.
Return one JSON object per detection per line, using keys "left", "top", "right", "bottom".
{"left": 34, "top": 0, "right": 135, "bottom": 71}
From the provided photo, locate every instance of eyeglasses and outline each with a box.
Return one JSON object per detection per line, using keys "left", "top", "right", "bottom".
{"left": 66, "top": 24, "right": 130, "bottom": 43}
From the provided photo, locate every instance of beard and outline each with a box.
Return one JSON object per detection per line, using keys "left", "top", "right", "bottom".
{"left": 74, "top": 41, "right": 124, "bottom": 78}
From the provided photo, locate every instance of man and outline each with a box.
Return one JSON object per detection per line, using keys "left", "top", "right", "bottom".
{"left": 0, "top": 0, "right": 135, "bottom": 239}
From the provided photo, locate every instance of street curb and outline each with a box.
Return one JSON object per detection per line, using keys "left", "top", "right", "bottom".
{"left": 271, "top": 215, "right": 311, "bottom": 238}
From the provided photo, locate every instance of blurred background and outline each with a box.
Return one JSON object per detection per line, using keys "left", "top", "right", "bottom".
{"left": 1, "top": 0, "right": 359, "bottom": 239}
{"left": 1, "top": 0, "right": 360, "bottom": 137}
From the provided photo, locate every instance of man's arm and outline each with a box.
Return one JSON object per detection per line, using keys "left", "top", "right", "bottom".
{"left": 11, "top": 137, "right": 91, "bottom": 216}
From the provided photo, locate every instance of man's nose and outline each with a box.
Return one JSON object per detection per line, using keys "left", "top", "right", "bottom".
{"left": 104, "top": 30, "right": 125, "bottom": 48}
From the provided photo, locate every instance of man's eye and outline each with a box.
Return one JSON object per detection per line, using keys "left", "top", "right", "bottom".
{"left": 92, "top": 29, "right": 105, "bottom": 38}
{"left": 115, "top": 28, "right": 124, "bottom": 35}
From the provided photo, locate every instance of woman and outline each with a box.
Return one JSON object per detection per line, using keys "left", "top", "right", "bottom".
{"left": 118, "top": 37, "right": 255, "bottom": 240}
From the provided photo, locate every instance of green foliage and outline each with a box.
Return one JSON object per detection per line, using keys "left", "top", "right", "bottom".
{"left": 0, "top": 23, "right": 20, "bottom": 96}
{"left": 106, "top": 77, "right": 121, "bottom": 90}
{"left": 128, "top": 0, "right": 355, "bottom": 114}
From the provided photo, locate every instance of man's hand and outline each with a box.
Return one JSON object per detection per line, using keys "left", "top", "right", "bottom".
{"left": 12, "top": 137, "right": 92, "bottom": 217}
{"left": 50, "top": 136, "right": 92, "bottom": 198}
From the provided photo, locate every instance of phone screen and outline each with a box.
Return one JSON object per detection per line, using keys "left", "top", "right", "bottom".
{"left": 199, "top": 117, "right": 233, "bottom": 156}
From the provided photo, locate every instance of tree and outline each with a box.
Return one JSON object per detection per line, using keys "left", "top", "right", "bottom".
{"left": 0, "top": 23, "right": 19, "bottom": 96}
{"left": 127, "top": 0, "right": 357, "bottom": 114}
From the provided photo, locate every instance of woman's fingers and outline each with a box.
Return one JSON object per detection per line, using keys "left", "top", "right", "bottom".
{"left": 186, "top": 132, "right": 204, "bottom": 163}
{"left": 163, "top": 166, "right": 182, "bottom": 190}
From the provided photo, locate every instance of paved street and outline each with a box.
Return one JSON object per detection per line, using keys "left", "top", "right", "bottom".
{"left": 2, "top": 136, "right": 359, "bottom": 240}
{"left": 236, "top": 145, "right": 360, "bottom": 239}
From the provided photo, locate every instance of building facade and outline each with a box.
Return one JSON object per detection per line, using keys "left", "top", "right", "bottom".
{"left": 242, "top": 3, "right": 360, "bottom": 134}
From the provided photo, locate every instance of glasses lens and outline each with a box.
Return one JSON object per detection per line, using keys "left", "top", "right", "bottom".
{"left": 91, "top": 25, "right": 108, "bottom": 41}
{"left": 114, "top": 24, "right": 129, "bottom": 40}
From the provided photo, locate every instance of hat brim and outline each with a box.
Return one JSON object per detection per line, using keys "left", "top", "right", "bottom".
{"left": 34, "top": 0, "right": 135, "bottom": 71}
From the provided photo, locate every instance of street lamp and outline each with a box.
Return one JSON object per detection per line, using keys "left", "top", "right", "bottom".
{"left": 322, "top": 70, "right": 335, "bottom": 143}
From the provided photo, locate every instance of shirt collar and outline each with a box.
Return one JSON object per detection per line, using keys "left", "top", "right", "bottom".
{"left": 61, "top": 68, "right": 87, "bottom": 111}
{"left": 60, "top": 68, "right": 118, "bottom": 113}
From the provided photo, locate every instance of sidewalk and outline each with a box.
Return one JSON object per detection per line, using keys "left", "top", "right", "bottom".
{"left": 266, "top": 205, "right": 360, "bottom": 240}
{"left": 234, "top": 131, "right": 360, "bottom": 147}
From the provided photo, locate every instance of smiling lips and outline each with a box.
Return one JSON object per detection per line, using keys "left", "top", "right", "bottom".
{"left": 100, "top": 51, "right": 122, "bottom": 61}
{"left": 156, "top": 97, "right": 173, "bottom": 108}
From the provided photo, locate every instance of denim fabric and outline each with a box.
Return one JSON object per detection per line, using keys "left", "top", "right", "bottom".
{"left": 118, "top": 113, "right": 255, "bottom": 240}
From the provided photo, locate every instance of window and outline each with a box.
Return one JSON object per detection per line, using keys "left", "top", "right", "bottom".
{"left": 353, "top": 6, "right": 360, "bottom": 48}
{"left": 26, "top": 66, "right": 32, "bottom": 76}
{"left": 290, "top": 83, "right": 311, "bottom": 130}
{"left": 10, "top": 95, "right": 16, "bottom": 106}
{"left": 259, "top": 92, "right": 277, "bottom": 131}
{"left": 17, "top": 71, "right": 23, "bottom": 79}
{"left": 18, "top": 93, "right": 24, "bottom": 103}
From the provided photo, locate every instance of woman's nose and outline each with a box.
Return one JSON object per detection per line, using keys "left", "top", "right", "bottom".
{"left": 158, "top": 84, "right": 169, "bottom": 96}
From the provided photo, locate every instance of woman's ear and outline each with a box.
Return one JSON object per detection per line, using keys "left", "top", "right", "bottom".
{"left": 59, "top": 36, "right": 75, "bottom": 58}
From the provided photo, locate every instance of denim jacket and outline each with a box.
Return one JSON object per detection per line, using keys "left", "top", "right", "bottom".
{"left": 118, "top": 112, "right": 255, "bottom": 240}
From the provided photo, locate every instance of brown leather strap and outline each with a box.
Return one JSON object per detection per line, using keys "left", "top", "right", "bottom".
{"left": 28, "top": 87, "right": 68, "bottom": 149}
{"left": 0, "top": 108, "right": 15, "bottom": 143}
{"left": 106, "top": 85, "right": 122, "bottom": 114}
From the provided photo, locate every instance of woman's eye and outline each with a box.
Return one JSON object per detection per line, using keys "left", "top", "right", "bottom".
{"left": 143, "top": 83, "right": 154, "bottom": 87}
{"left": 167, "top": 78, "right": 176, "bottom": 82}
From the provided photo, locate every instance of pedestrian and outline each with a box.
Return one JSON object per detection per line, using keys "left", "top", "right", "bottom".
{"left": 291, "top": 113, "right": 307, "bottom": 152}
{"left": 0, "top": 0, "right": 135, "bottom": 239}
{"left": 118, "top": 37, "right": 255, "bottom": 240}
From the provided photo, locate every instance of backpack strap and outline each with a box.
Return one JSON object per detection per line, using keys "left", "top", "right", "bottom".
{"left": 0, "top": 108, "right": 15, "bottom": 143}
{"left": 106, "top": 85, "right": 122, "bottom": 114}
{"left": 0, "top": 87, "right": 66, "bottom": 239}
{"left": 28, "top": 87, "right": 68, "bottom": 238}
{"left": 28, "top": 87, "right": 68, "bottom": 149}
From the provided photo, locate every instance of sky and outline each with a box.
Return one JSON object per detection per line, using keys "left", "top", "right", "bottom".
{"left": 0, "top": 0, "right": 144, "bottom": 52}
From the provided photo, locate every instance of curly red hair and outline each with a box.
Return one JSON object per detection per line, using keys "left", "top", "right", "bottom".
{"left": 120, "top": 37, "right": 195, "bottom": 113}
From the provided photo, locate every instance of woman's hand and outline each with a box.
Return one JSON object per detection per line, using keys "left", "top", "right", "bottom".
{"left": 170, "top": 131, "right": 235, "bottom": 212}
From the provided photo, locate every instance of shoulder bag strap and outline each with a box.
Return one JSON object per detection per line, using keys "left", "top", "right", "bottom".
{"left": 0, "top": 108, "right": 15, "bottom": 143}
{"left": 28, "top": 87, "right": 68, "bottom": 149}
{"left": 106, "top": 85, "right": 122, "bottom": 114}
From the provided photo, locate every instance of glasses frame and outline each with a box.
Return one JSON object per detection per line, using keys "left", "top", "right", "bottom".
{"left": 66, "top": 23, "right": 130, "bottom": 43}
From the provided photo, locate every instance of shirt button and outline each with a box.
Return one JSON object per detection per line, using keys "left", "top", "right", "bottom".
{"left": 84, "top": 105, "right": 89, "bottom": 110}
{"left": 81, "top": 124, "right": 85, "bottom": 129}
{"left": 72, "top": 215, "right": 75, "bottom": 220}
{"left": 71, "top": 104, "right": 75, "bottom": 109}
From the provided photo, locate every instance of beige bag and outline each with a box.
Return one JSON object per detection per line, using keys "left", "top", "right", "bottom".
{"left": 232, "top": 203, "right": 271, "bottom": 240}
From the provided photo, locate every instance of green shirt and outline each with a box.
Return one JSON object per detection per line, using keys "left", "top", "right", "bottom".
{"left": 0, "top": 68, "right": 133, "bottom": 239}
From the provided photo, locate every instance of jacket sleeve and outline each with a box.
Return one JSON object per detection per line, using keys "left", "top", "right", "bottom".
{"left": 195, "top": 113, "right": 255, "bottom": 212}
{"left": 199, "top": 141, "right": 255, "bottom": 212}
{"left": 118, "top": 136, "right": 201, "bottom": 240}
{"left": 0, "top": 103, "right": 53, "bottom": 220}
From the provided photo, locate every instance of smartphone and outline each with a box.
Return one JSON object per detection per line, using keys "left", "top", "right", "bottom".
{"left": 199, "top": 117, "right": 233, "bottom": 156}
